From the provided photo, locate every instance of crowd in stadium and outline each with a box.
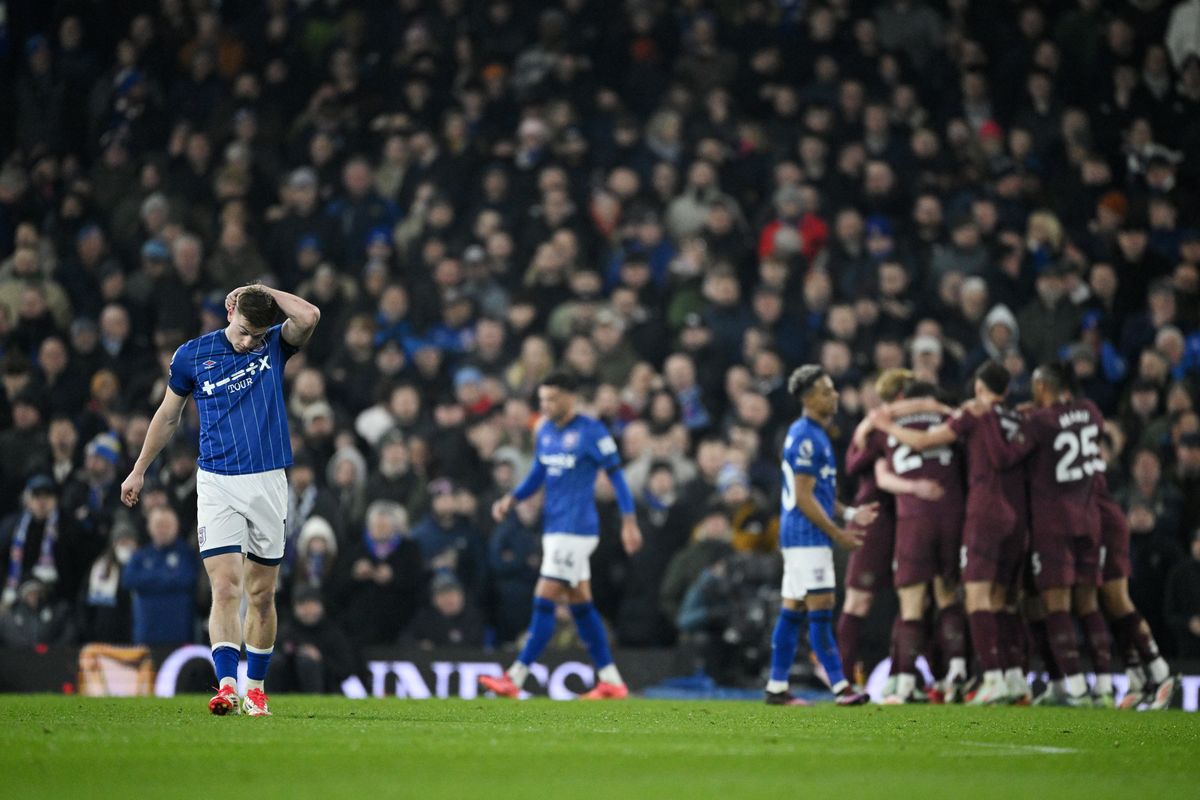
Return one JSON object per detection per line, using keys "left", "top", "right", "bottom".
{"left": 2, "top": 0, "right": 1200, "bottom": 694}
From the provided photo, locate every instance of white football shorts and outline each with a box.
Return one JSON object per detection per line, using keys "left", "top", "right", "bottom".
{"left": 540, "top": 533, "right": 599, "bottom": 587}
{"left": 781, "top": 546, "right": 836, "bottom": 600}
{"left": 196, "top": 468, "right": 288, "bottom": 565}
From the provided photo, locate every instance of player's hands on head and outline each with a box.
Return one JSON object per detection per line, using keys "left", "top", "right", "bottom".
{"left": 120, "top": 472, "right": 143, "bottom": 507}
{"left": 620, "top": 517, "right": 643, "bottom": 555}
{"left": 912, "top": 479, "right": 944, "bottom": 501}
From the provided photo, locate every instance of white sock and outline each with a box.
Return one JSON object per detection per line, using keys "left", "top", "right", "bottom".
{"left": 1005, "top": 667, "right": 1025, "bottom": 684}
{"left": 246, "top": 678, "right": 264, "bottom": 692}
{"left": 1148, "top": 657, "right": 1170, "bottom": 683}
{"left": 1126, "top": 666, "right": 1146, "bottom": 691}
{"left": 947, "top": 657, "right": 967, "bottom": 682}
{"left": 984, "top": 669, "right": 1004, "bottom": 685}
{"left": 507, "top": 662, "right": 530, "bottom": 687}
{"left": 895, "top": 673, "right": 916, "bottom": 698}
{"left": 598, "top": 664, "right": 623, "bottom": 686}
{"left": 1065, "top": 674, "right": 1087, "bottom": 697}
{"left": 219, "top": 676, "right": 237, "bottom": 692}
{"left": 766, "top": 679, "right": 789, "bottom": 694}
{"left": 831, "top": 679, "right": 849, "bottom": 695}
{"left": 1094, "top": 673, "right": 1113, "bottom": 694}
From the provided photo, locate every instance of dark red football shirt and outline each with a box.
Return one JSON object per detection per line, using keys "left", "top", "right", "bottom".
{"left": 846, "top": 429, "right": 892, "bottom": 507}
{"left": 984, "top": 399, "right": 1103, "bottom": 538}
{"left": 885, "top": 411, "right": 966, "bottom": 520}
{"left": 948, "top": 404, "right": 1027, "bottom": 531}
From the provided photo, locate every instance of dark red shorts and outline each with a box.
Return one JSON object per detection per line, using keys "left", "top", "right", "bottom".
{"left": 845, "top": 506, "right": 894, "bottom": 592}
{"left": 893, "top": 512, "right": 963, "bottom": 588}
{"left": 1030, "top": 531, "right": 1101, "bottom": 591}
{"left": 962, "top": 515, "right": 1027, "bottom": 588}
{"left": 1099, "top": 497, "right": 1131, "bottom": 582}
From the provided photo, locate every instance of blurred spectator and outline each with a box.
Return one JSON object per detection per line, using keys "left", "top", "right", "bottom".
{"left": 272, "top": 587, "right": 358, "bottom": 694}
{"left": 1165, "top": 526, "right": 1200, "bottom": 658}
{"left": 0, "top": 475, "right": 89, "bottom": 608}
{"left": 618, "top": 461, "right": 689, "bottom": 646}
{"left": 0, "top": 579, "right": 75, "bottom": 647}
{"left": 76, "top": 521, "right": 138, "bottom": 643}
{"left": 406, "top": 573, "right": 486, "bottom": 649}
{"left": 332, "top": 500, "right": 424, "bottom": 646}
{"left": 288, "top": 516, "right": 339, "bottom": 609}
{"left": 487, "top": 492, "right": 542, "bottom": 645}
{"left": 122, "top": 506, "right": 197, "bottom": 645}
{"left": 659, "top": 504, "right": 736, "bottom": 626}
{"left": 412, "top": 478, "right": 488, "bottom": 601}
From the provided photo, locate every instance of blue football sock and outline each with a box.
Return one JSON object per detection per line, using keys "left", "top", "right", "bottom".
{"left": 517, "top": 597, "right": 558, "bottom": 666}
{"left": 570, "top": 602, "right": 613, "bottom": 669}
{"left": 770, "top": 608, "right": 806, "bottom": 683}
{"left": 212, "top": 644, "right": 240, "bottom": 684}
{"left": 246, "top": 644, "right": 273, "bottom": 682}
{"left": 809, "top": 609, "right": 847, "bottom": 688}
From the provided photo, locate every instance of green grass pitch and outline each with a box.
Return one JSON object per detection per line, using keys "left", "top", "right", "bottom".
{"left": 3, "top": 696, "right": 1198, "bottom": 799}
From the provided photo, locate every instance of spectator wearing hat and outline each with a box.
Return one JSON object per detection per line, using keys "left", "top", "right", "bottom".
{"left": 1164, "top": 528, "right": 1200, "bottom": 658}
{"left": 412, "top": 478, "right": 487, "bottom": 602}
{"left": 716, "top": 464, "right": 779, "bottom": 555}
{"left": 62, "top": 432, "right": 124, "bottom": 541}
{"left": 286, "top": 516, "right": 339, "bottom": 611}
{"left": 0, "top": 578, "right": 75, "bottom": 647}
{"left": 272, "top": 586, "right": 359, "bottom": 694}
{"left": 0, "top": 475, "right": 90, "bottom": 608}
{"left": 406, "top": 573, "right": 486, "bottom": 649}
{"left": 330, "top": 500, "right": 424, "bottom": 647}
{"left": 453, "top": 366, "right": 494, "bottom": 419}
{"left": 123, "top": 506, "right": 197, "bottom": 644}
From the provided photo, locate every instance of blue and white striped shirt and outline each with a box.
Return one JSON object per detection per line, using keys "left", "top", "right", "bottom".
{"left": 168, "top": 323, "right": 299, "bottom": 475}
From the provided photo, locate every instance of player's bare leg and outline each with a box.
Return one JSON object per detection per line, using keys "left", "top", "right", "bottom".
{"left": 931, "top": 577, "right": 967, "bottom": 701}
{"left": 838, "top": 588, "right": 873, "bottom": 689}
{"left": 1101, "top": 578, "right": 1174, "bottom": 709}
{"left": 241, "top": 559, "right": 278, "bottom": 716}
{"left": 205, "top": 553, "right": 244, "bottom": 715}
{"left": 1040, "top": 586, "right": 1091, "bottom": 706}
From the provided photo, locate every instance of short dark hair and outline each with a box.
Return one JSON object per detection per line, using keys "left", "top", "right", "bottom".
{"left": 236, "top": 285, "right": 277, "bottom": 328}
{"left": 1034, "top": 361, "right": 1074, "bottom": 395}
{"left": 975, "top": 360, "right": 1010, "bottom": 396}
{"left": 787, "top": 364, "right": 827, "bottom": 401}
{"left": 540, "top": 370, "right": 578, "bottom": 393}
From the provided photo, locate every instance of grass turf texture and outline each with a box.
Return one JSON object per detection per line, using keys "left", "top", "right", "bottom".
{"left": 3, "top": 696, "right": 1198, "bottom": 799}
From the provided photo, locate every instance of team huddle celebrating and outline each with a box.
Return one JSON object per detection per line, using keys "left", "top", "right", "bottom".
{"left": 767, "top": 360, "right": 1177, "bottom": 709}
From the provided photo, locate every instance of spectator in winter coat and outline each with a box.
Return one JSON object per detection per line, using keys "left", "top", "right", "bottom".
{"left": 123, "top": 506, "right": 197, "bottom": 644}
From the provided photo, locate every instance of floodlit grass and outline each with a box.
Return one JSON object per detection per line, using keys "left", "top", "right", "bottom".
{"left": 2, "top": 696, "right": 1197, "bottom": 799}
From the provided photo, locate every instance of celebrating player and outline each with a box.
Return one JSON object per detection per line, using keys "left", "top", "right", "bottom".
{"left": 979, "top": 363, "right": 1103, "bottom": 707}
{"left": 480, "top": 371, "right": 642, "bottom": 700}
{"left": 765, "top": 365, "right": 874, "bottom": 706}
{"left": 873, "top": 382, "right": 967, "bottom": 704}
{"left": 838, "top": 368, "right": 917, "bottom": 690}
{"left": 876, "top": 362, "right": 1031, "bottom": 704}
{"left": 121, "top": 284, "right": 320, "bottom": 716}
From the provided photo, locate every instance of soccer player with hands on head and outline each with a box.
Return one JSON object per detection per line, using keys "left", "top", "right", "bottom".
{"left": 122, "top": 283, "right": 319, "bottom": 717}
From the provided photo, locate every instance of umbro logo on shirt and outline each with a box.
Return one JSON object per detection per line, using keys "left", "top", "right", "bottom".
{"left": 202, "top": 360, "right": 217, "bottom": 369}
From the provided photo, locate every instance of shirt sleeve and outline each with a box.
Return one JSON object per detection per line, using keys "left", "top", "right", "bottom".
{"left": 167, "top": 343, "right": 194, "bottom": 397}
{"left": 274, "top": 323, "right": 300, "bottom": 361}
{"left": 946, "top": 411, "right": 974, "bottom": 439}
{"left": 788, "top": 433, "right": 821, "bottom": 477}
{"left": 589, "top": 420, "right": 622, "bottom": 470}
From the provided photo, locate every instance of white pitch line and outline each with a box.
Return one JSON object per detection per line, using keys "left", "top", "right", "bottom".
{"left": 957, "top": 741, "right": 1079, "bottom": 756}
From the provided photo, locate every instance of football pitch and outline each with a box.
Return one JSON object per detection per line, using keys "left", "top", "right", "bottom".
{"left": 3, "top": 696, "right": 1197, "bottom": 799}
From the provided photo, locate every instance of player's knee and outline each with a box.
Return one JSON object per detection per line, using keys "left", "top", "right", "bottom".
{"left": 210, "top": 578, "right": 242, "bottom": 607}
{"left": 246, "top": 585, "right": 275, "bottom": 615}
